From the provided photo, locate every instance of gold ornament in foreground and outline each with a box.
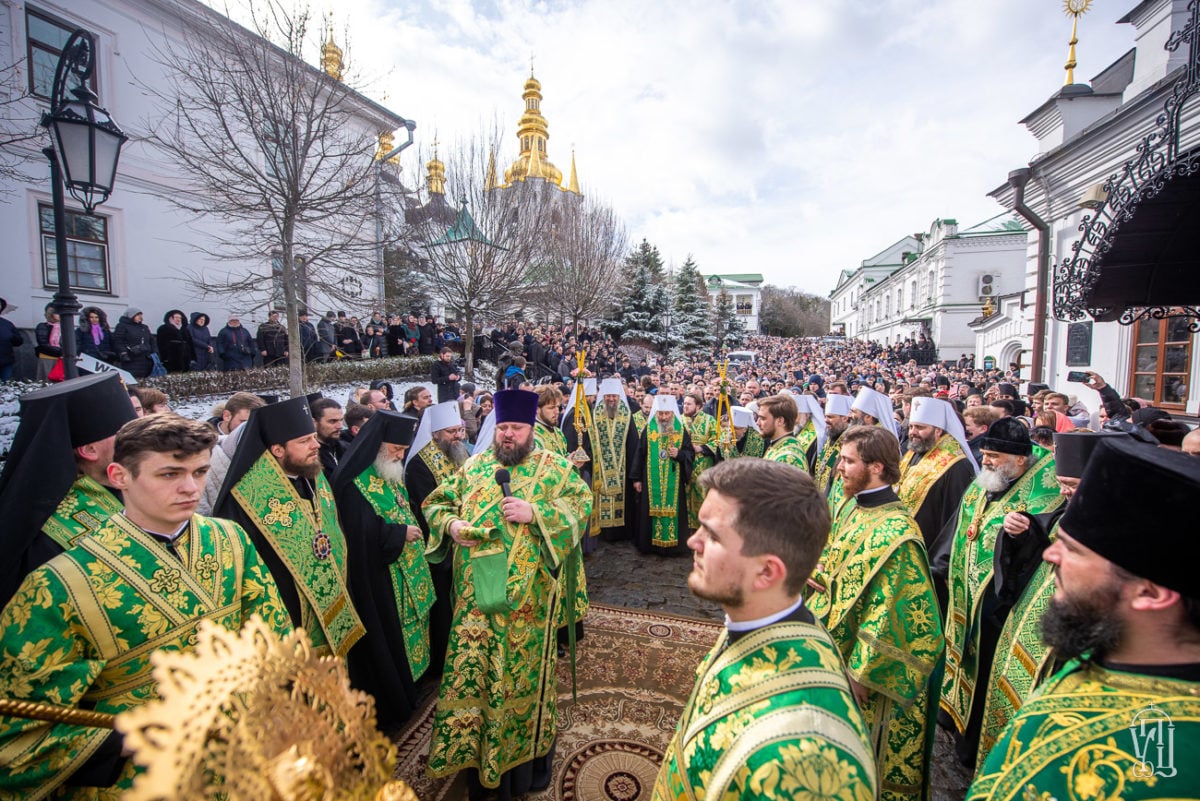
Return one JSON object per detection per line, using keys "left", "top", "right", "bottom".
{"left": 115, "top": 616, "right": 419, "bottom": 801}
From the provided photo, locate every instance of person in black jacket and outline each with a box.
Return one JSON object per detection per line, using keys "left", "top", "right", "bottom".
{"left": 76, "top": 306, "right": 115, "bottom": 362}
{"left": 215, "top": 315, "right": 255, "bottom": 371}
{"left": 111, "top": 307, "right": 157, "bottom": 379}
{"left": 256, "top": 310, "right": 288, "bottom": 367}
{"left": 417, "top": 315, "right": 436, "bottom": 355}
{"left": 297, "top": 309, "right": 321, "bottom": 362}
{"left": 188, "top": 312, "right": 214, "bottom": 370}
{"left": 0, "top": 298, "right": 23, "bottom": 381}
{"left": 430, "top": 347, "right": 461, "bottom": 403}
{"left": 34, "top": 302, "right": 63, "bottom": 380}
{"left": 156, "top": 309, "right": 193, "bottom": 373}
{"left": 317, "top": 312, "right": 337, "bottom": 360}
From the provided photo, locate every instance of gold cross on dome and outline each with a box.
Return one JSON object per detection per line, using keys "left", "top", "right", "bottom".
{"left": 263, "top": 497, "right": 296, "bottom": 527}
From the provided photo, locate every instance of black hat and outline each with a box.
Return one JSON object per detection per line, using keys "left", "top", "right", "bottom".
{"left": 1053, "top": 430, "right": 1129, "bottom": 478}
{"left": 331, "top": 412, "right": 419, "bottom": 494}
{"left": 978, "top": 417, "right": 1032, "bottom": 457}
{"left": 0, "top": 373, "right": 137, "bottom": 606}
{"left": 1060, "top": 437, "right": 1200, "bottom": 597}
{"left": 493, "top": 389, "right": 538, "bottom": 425}
{"left": 304, "top": 391, "right": 323, "bottom": 408}
{"left": 1132, "top": 406, "right": 1171, "bottom": 426}
{"left": 256, "top": 394, "right": 280, "bottom": 405}
{"left": 998, "top": 382, "right": 1018, "bottom": 398}
{"left": 213, "top": 397, "right": 315, "bottom": 516}
{"left": 1026, "top": 382, "right": 1050, "bottom": 395}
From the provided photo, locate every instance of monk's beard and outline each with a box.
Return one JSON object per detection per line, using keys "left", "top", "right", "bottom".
{"left": 280, "top": 454, "right": 321, "bottom": 480}
{"left": 908, "top": 435, "right": 933, "bottom": 455}
{"left": 435, "top": 437, "right": 471, "bottom": 467}
{"left": 495, "top": 434, "right": 534, "bottom": 467}
{"left": 374, "top": 451, "right": 407, "bottom": 484}
{"left": 977, "top": 464, "right": 1016, "bottom": 493}
{"left": 1040, "top": 580, "right": 1124, "bottom": 662}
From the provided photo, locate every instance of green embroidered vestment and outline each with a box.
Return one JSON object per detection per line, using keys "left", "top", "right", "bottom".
{"left": 940, "top": 447, "right": 1062, "bottom": 735}
{"left": 353, "top": 464, "right": 436, "bottom": 679}
{"left": 422, "top": 448, "right": 592, "bottom": 789}
{"left": 808, "top": 495, "right": 944, "bottom": 801}
{"left": 651, "top": 620, "right": 877, "bottom": 801}
{"left": 0, "top": 513, "right": 290, "bottom": 800}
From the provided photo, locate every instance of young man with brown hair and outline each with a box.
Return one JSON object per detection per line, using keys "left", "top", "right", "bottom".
{"left": 0, "top": 414, "right": 290, "bottom": 798}
{"left": 810, "top": 425, "right": 944, "bottom": 801}
{"left": 653, "top": 458, "right": 877, "bottom": 801}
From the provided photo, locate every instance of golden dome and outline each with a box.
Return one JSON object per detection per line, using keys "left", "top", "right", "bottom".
{"left": 497, "top": 69, "right": 577, "bottom": 192}
{"left": 426, "top": 139, "right": 445, "bottom": 195}
{"left": 320, "top": 27, "right": 344, "bottom": 81}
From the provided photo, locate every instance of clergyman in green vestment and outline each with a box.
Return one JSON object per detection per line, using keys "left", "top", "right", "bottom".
{"left": 332, "top": 411, "right": 433, "bottom": 730}
{"left": 0, "top": 414, "right": 291, "bottom": 800}
{"left": 631, "top": 395, "right": 694, "bottom": 555}
{"left": 214, "top": 396, "right": 365, "bottom": 659}
{"left": 975, "top": 431, "right": 1130, "bottom": 765}
{"left": 422, "top": 389, "right": 592, "bottom": 796}
{"left": 681, "top": 392, "right": 718, "bottom": 528}
{"left": 968, "top": 437, "right": 1200, "bottom": 801}
{"left": 808, "top": 426, "right": 943, "bottom": 801}
{"left": 652, "top": 458, "right": 877, "bottom": 801}
{"left": 0, "top": 372, "right": 136, "bottom": 608}
{"left": 758, "top": 394, "right": 810, "bottom": 472}
{"left": 932, "top": 417, "right": 1062, "bottom": 767}
{"left": 813, "top": 394, "right": 853, "bottom": 496}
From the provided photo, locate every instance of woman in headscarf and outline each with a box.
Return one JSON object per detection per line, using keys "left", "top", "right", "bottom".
{"left": 156, "top": 309, "right": 193, "bottom": 372}
{"left": 75, "top": 306, "right": 115, "bottom": 361}
{"left": 188, "top": 312, "right": 214, "bottom": 371}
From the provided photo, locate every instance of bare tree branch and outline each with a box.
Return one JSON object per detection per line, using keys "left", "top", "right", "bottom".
{"left": 137, "top": 0, "right": 410, "bottom": 394}
{"left": 0, "top": 58, "right": 43, "bottom": 190}
{"left": 533, "top": 194, "right": 627, "bottom": 330}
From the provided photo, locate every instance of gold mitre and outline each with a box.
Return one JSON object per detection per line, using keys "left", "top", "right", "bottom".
{"left": 116, "top": 616, "right": 419, "bottom": 801}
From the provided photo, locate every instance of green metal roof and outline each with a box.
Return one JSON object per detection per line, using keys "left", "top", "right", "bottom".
{"left": 707, "top": 273, "right": 763, "bottom": 285}
{"left": 427, "top": 202, "right": 494, "bottom": 246}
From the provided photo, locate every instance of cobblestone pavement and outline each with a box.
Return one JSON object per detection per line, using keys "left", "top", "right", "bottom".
{"left": 583, "top": 537, "right": 973, "bottom": 801}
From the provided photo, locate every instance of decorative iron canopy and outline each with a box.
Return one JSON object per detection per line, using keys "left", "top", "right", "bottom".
{"left": 1054, "top": 3, "right": 1200, "bottom": 331}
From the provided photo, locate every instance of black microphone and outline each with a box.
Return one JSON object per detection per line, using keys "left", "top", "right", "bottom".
{"left": 495, "top": 468, "right": 513, "bottom": 498}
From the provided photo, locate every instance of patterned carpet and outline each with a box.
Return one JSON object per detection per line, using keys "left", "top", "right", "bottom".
{"left": 392, "top": 604, "right": 722, "bottom": 801}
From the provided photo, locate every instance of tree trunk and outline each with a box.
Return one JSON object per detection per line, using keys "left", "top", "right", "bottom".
{"left": 281, "top": 225, "right": 306, "bottom": 398}
{"left": 463, "top": 306, "right": 475, "bottom": 381}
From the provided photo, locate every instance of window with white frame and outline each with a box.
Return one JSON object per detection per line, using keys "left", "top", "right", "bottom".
{"left": 27, "top": 7, "right": 97, "bottom": 100}
{"left": 40, "top": 204, "right": 111, "bottom": 293}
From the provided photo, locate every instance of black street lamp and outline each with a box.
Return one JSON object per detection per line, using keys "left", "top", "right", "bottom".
{"left": 42, "top": 30, "right": 127, "bottom": 379}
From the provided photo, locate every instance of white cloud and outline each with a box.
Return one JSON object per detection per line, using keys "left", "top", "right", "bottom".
{"left": 217, "top": 0, "right": 1139, "bottom": 296}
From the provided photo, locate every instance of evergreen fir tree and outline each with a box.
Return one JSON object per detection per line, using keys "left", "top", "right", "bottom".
{"left": 605, "top": 239, "right": 670, "bottom": 350}
{"left": 712, "top": 289, "right": 747, "bottom": 349}
{"left": 671, "top": 257, "right": 714, "bottom": 355}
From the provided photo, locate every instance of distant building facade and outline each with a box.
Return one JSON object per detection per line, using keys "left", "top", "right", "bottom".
{"left": 704, "top": 273, "right": 763, "bottom": 334}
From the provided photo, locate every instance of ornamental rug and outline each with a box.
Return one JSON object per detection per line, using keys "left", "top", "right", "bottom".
{"left": 391, "top": 604, "right": 722, "bottom": 801}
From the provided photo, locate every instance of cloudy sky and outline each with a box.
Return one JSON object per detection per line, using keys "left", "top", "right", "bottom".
{"left": 298, "top": 0, "right": 1137, "bottom": 295}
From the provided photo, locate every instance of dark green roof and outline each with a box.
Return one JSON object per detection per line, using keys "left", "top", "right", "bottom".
{"left": 427, "top": 203, "right": 493, "bottom": 246}
{"left": 709, "top": 273, "right": 763, "bottom": 285}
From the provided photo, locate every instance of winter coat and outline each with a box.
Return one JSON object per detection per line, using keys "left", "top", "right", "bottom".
{"left": 256, "top": 320, "right": 289, "bottom": 366}
{"left": 431, "top": 358, "right": 461, "bottom": 404}
{"left": 418, "top": 322, "right": 437, "bottom": 355}
{"left": 112, "top": 312, "right": 157, "bottom": 378}
{"left": 35, "top": 322, "right": 62, "bottom": 359}
{"left": 0, "top": 318, "right": 23, "bottom": 368}
{"left": 336, "top": 324, "right": 362, "bottom": 356}
{"left": 299, "top": 320, "right": 320, "bottom": 361}
{"left": 188, "top": 313, "right": 214, "bottom": 371}
{"left": 75, "top": 321, "right": 115, "bottom": 361}
{"left": 216, "top": 324, "right": 255, "bottom": 371}
{"left": 317, "top": 318, "right": 337, "bottom": 357}
{"left": 156, "top": 310, "right": 193, "bottom": 373}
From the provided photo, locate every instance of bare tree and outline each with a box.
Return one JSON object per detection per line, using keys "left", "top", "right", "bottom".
{"left": 410, "top": 129, "right": 556, "bottom": 378}
{"left": 533, "top": 195, "right": 627, "bottom": 330}
{"left": 140, "top": 0, "right": 411, "bottom": 395}
{"left": 0, "top": 58, "right": 42, "bottom": 191}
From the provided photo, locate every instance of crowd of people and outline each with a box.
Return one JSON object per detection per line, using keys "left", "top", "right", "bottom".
{"left": 0, "top": 327, "right": 1197, "bottom": 801}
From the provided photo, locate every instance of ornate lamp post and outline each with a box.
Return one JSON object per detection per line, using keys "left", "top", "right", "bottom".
{"left": 42, "top": 30, "right": 127, "bottom": 379}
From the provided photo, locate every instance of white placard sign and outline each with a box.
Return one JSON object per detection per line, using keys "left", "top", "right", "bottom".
{"left": 76, "top": 354, "right": 139, "bottom": 385}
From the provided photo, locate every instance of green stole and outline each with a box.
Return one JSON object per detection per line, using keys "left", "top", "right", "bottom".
{"left": 719, "top": 428, "right": 765, "bottom": 461}
{"left": 647, "top": 416, "right": 684, "bottom": 547}
{"left": 41, "top": 474, "right": 123, "bottom": 549}
{"left": 0, "top": 513, "right": 284, "bottom": 798}
{"left": 534, "top": 421, "right": 568, "bottom": 457}
{"left": 230, "top": 452, "right": 364, "bottom": 657}
{"left": 814, "top": 437, "right": 840, "bottom": 495}
{"left": 897, "top": 434, "right": 967, "bottom": 517}
{"left": 652, "top": 620, "right": 877, "bottom": 801}
{"left": 968, "top": 659, "right": 1200, "bottom": 801}
{"left": 594, "top": 403, "right": 632, "bottom": 526}
{"left": 353, "top": 465, "right": 436, "bottom": 679}
{"left": 420, "top": 442, "right": 461, "bottom": 563}
{"left": 809, "top": 496, "right": 943, "bottom": 801}
{"left": 765, "top": 434, "right": 809, "bottom": 472}
{"left": 940, "top": 446, "right": 1062, "bottom": 733}
{"left": 978, "top": 555, "right": 1057, "bottom": 761}
{"left": 796, "top": 421, "right": 818, "bottom": 471}
{"left": 632, "top": 410, "right": 647, "bottom": 435}
{"left": 684, "top": 412, "right": 717, "bottom": 528}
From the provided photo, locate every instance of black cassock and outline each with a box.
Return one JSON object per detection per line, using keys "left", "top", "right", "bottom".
{"left": 334, "top": 480, "right": 420, "bottom": 730}
{"left": 404, "top": 454, "right": 455, "bottom": 679}
{"left": 630, "top": 426, "right": 695, "bottom": 556}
